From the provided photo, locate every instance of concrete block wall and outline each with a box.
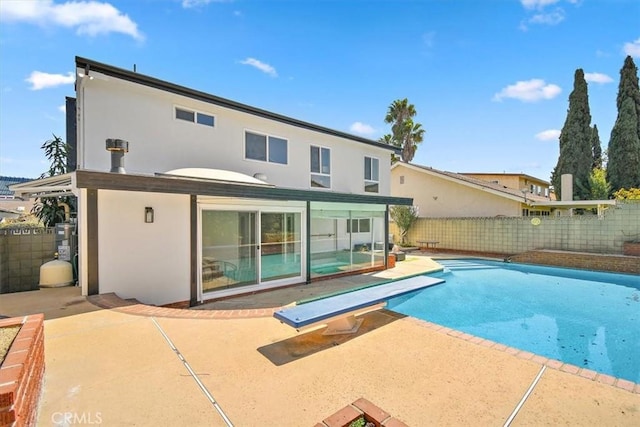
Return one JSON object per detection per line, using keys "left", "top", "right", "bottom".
{"left": 391, "top": 202, "right": 640, "bottom": 256}
{"left": 0, "top": 229, "right": 55, "bottom": 293}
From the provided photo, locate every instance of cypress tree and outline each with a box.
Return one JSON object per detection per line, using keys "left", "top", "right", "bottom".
{"left": 551, "top": 69, "right": 593, "bottom": 200}
{"left": 591, "top": 124, "right": 602, "bottom": 170}
{"left": 607, "top": 55, "right": 640, "bottom": 193}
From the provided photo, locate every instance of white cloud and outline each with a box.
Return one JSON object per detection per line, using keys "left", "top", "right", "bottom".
{"left": 528, "top": 10, "right": 565, "bottom": 25}
{"left": 520, "top": 0, "right": 560, "bottom": 10}
{"left": 0, "top": 0, "right": 143, "bottom": 41}
{"left": 182, "top": 0, "right": 231, "bottom": 8}
{"left": 535, "top": 129, "right": 561, "bottom": 141}
{"left": 239, "top": 58, "right": 277, "bottom": 77}
{"left": 584, "top": 72, "right": 613, "bottom": 84}
{"left": 623, "top": 38, "right": 640, "bottom": 58}
{"left": 59, "top": 104, "right": 66, "bottom": 113}
{"left": 26, "top": 71, "right": 75, "bottom": 90}
{"left": 493, "top": 79, "right": 561, "bottom": 102}
{"left": 349, "top": 122, "right": 375, "bottom": 135}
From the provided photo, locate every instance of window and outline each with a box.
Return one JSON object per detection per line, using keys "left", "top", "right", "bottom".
{"left": 175, "top": 107, "right": 215, "bottom": 127}
{"left": 399, "top": 176, "right": 405, "bottom": 184}
{"left": 347, "top": 218, "right": 370, "bottom": 233}
{"left": 310, "top": 146, "right": 331, "bottom": 188}
{"left": 364, "top": 156, "right": 379, "bottom": 193}
{"left": 245, "top": 131, "right": 288, "bottom": 164}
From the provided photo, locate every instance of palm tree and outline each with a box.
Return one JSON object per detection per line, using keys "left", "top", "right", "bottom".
{"left": 382, "top": 98, "right": 425, "bottom": 163}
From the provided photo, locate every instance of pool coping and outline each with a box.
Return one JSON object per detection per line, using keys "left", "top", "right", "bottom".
{"left": 403, "top": 316, "right": 640, "bottom": 395}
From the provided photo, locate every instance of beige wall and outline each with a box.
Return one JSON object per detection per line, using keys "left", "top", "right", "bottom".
{"left": 391, "top": 166, "right": 521, "bottom": 218}
{"left": 97, "top": 190, "right": 191, "bottom": 306}
{"left": 391, "top": 201, "right": 640, "bottom": 255}
{"left": 463, "top": 174, "right": 549, "bottom": 194}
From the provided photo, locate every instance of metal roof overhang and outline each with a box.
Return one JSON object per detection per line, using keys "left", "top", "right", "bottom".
{"left": 7, "top": 172, "right": 76, "bottom": 199}
{"left": 75, "top": 170, "right": 413, "bottom": 205}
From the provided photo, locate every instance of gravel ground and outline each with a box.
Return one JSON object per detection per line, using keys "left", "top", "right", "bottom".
{"left": 0, "top": 326, "right": 20, "bottom": 365}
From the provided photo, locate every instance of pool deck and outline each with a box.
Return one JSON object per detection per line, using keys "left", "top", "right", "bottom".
{"left": 1, "top": 253, "right": 638, "bottom": 426}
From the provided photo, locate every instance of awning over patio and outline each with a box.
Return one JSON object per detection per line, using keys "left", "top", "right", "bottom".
{"left": 9, "top": 170, "right": 413, "bottom": 206}
{"left": 8, "top": 173, "right": 76, "bottom": 199}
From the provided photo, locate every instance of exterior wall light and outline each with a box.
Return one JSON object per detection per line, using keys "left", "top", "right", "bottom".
{"left": 145, "top": 207, "right": 154, "bottom": 223}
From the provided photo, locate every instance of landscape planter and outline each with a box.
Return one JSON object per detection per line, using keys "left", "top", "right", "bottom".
{"left": 0, "top": 314, "right": 45, "bottom": 427}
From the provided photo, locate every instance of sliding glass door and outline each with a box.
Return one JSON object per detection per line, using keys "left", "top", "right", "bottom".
{"left": 201, "top": 210, "right": 258, "bottom": 293}
{"left": 200, "top": 206, "right": 304, "bottom": 297}
{"left": 260, "top": 212, "right": 302, "bottom": 282}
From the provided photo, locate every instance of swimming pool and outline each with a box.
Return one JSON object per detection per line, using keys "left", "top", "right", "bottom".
{"left": 386, "top": 259, "right": 640, "bottom": 383}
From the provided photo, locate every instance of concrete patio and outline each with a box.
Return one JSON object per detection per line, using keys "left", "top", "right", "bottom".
{"left": 1, "top": 254, "right": 638, "bottom": 426}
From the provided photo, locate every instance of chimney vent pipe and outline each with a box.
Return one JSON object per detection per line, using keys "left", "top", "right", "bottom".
{"left": 106, "top": 138, "right": 129, "bottom": 174}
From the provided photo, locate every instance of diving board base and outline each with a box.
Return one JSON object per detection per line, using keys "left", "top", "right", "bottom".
{"left": 318, "top": 302, "right": 386, "bottom": 335}
{"left": 323, "top": 317, "right": 363, "bottom": 335}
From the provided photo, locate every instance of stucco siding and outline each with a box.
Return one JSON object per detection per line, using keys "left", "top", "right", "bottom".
{"left": 391, "top": 166, "right": 520, "bottom": 217}
{"left": 77, "top": 71, "right": 391, "bottom": 195}
{"left": 97, "top": 190, "right": 190, "bottom": 305}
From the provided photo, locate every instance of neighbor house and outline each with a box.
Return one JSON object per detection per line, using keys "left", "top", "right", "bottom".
{"left": 391, "top": 162, "right": 552, "bottom": 218}
{"left": 0, "top": 177, "right": 35, "bottom": 220}
{"left": 12, "top": 56, "right": 411, "bottom": 306}
{"left": 459, "top": 172, "right": 553, "bottom": 199}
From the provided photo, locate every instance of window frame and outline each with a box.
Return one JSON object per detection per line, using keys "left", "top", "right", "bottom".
{"left": 347, "top": 218, "right": 371, "bottom": 234}
{"left": 174, "top": 106, "right": 216, "bottom": 128}
{"left": 364, "top": 156, "right": 380, "bottom": 193}
{"left": 244, "top": 130, "right": 289, "bottom": 165}
{"left": 310, "top": 145, "right": 331, "bottom": 189}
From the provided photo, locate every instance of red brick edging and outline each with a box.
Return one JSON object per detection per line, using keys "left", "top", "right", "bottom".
{"left": 87, "top": 293, "right": 280, "bottom": 319}
{"left": 0, "top": 314, "right": 45, "bottom": 427}
{"left": 316, "top": 397, "right": 408, "bottom": 427}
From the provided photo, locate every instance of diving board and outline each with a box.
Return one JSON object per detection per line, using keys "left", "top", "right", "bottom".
{"left": 274, "top": 275, "right": 445, "bottom": 334}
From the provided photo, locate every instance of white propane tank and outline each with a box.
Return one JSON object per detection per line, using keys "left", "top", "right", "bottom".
{"left": 39, "top": 260, "right": 73, "bottom": 287}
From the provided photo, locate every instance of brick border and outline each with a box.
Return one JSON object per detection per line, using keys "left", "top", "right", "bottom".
{"left": 0, "top": 314, "right": 45, "bottom": 427}
{"left": 87, "top": 293, "right": 280, "bottom": 319}
{"left": 405, "top": 317, "right": 640, "bottom": 395}
{"left": 316, "top": 398, "right": 408, "bottom": 427}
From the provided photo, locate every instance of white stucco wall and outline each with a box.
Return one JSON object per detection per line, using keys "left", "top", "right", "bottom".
{"left": 97, "top": 190, "right": 190, "bottom": 305}
{"left": 391, "top": 165, "right": 521, "bottom": 217}
{"left": 76, "top": 70, "right": 391, "bottom": 196}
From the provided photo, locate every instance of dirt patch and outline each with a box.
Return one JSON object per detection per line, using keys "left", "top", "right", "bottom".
{"left": 0, "top": 326, "right": 20, "bottom": 365}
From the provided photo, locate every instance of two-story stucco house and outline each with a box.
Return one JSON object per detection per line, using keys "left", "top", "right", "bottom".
{"left": 13, "top": 57, "right": 411, "bottom": 307}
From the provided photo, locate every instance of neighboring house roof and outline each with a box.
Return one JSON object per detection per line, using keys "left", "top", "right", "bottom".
{"left": 460, "top": 172, "right": 551, "bottom": 186}
{"left": 76, "top": 56, "right": 399, "bottom": 154}
{"left": 0, "top": 176, "right": 33, "bottom": 197}
{"left": 392, "top": 162, "right": 551, "bottom": 203}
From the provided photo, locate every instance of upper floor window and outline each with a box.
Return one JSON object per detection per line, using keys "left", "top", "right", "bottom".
{"left": 175, "top": 107, "right": 215, "bottom": 127}
{"left": 347, "top": 218, "right": 370, "bottom": 233}
{"left": 364, "top": 156, "right": 379, "bottom": 193}
{"left": 310, "top": 145, "right": 331, "bottom": 188}
{"left": 245, "top": 131, "right": 288, "bottom": 165}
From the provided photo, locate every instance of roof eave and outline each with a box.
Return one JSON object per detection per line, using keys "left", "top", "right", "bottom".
{"left": 75, "top": 56, "right": 398, "bottom": 154}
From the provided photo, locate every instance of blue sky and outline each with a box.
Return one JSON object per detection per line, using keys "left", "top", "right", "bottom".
{"left": 1, "top": 0, "right": 638, "bottom": 182}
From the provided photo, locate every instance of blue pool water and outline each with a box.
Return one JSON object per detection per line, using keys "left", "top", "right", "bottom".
{"left": 387, "top": 259, "right": 640, "bottom": 383}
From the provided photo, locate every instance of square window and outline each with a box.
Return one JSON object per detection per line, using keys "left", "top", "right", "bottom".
{"left": 268, "top": 136, "right": 288, "bottom": 164}
{"left": 245, "top": 132, "right": 267, "bottom": 161}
